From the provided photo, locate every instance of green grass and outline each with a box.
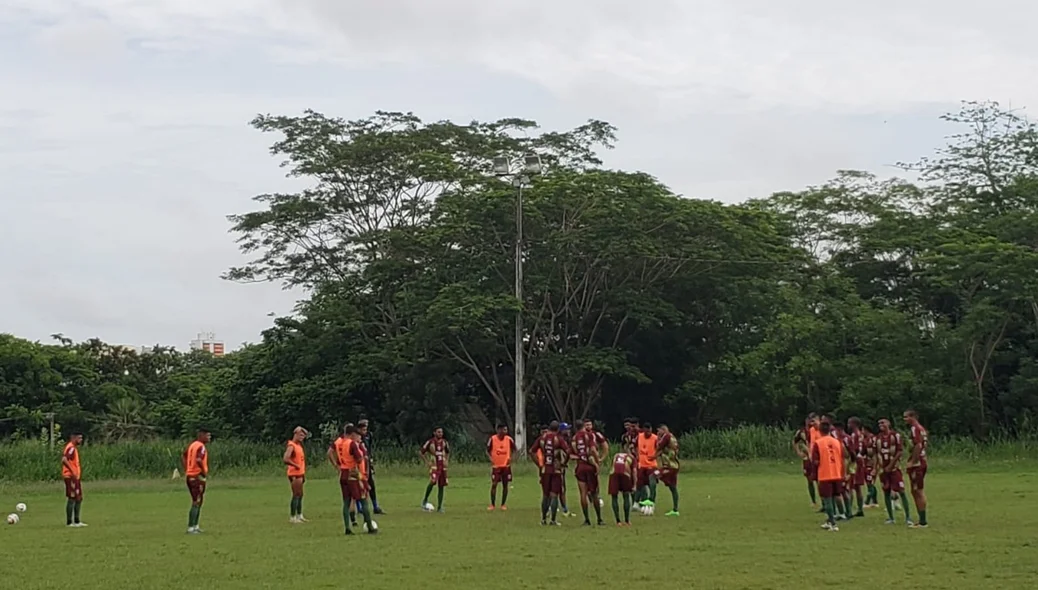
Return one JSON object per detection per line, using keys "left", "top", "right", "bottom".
{"left": 2, "top": 462, "right": 1037, "bottom": 589}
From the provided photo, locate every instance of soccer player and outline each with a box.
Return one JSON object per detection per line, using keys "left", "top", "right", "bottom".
{"left": 558, "top": 422, "right": 576, "bottom": 517}
{"left": 571, "top": 419, "right": 605, "bottom": 526}
{"left": 284, "top": 426, "right": 308, "bottom": 523}
{"left": 420, "top": 427, "right": 450, "bottom": 512}
{"left": 793, "top": 417, "right": 818, "bottom": 508}
{"left": 823, "top": 415, "right": 853, "bottom": 519}
{"left": 636, "top": 421, "right": 659, "bottom": 508}
{"left": 608, "top": 450, "right": 636, "bottom": 526}
{"left": 530, "top": 420, "right": 570, "bottom": 525}
{"left": 357, "top": 419, "right": 384, "bottom": 515}
{"left": 621, "top": 417, "right": 640, "bottom": 498}
{"left": 846, "top": 418, "right": 867, "bottom": 517}
{"left": 61, "top": 432, "right": 86, "bottom": 528}
{"left": 334, "top": 424, "right": 376, "bottom": 535}
{"left": 486, "top": 424, "right": 517, "bottom": 511}
{"left": 656, "top": 424, "right": 680, "bottom": 516}
{"left": 811, "top": 421, "right": 847, "bottom": 531}
{"left": 876, "top": 418, "right": 913, "bottom": 525}
{"left": 328, "top": 422, "right": 357, "bottom": 527}
{"left": 904, "top": 409, "right": 929, "bottom": 528}
{"left": 861, "top": 424, "right": 880, "bottom": 507}
{"left": 183, "top": 428, "right": 211, "bottom": 534}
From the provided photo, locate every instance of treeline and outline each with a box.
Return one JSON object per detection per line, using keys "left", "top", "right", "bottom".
{"left": 4, "top": 102, "right": 1038, "bottom": 443}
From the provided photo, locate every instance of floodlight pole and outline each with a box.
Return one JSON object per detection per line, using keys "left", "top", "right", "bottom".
{"left": 493, "top": 154, "right": 541, "bottom": 456}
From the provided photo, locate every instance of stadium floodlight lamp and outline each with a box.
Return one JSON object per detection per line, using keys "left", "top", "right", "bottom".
{"left": 522, "top": 153, "right": 543, "bottom": 175}
{"left": 492, "top": 156, "right": 511, "bottom": 177}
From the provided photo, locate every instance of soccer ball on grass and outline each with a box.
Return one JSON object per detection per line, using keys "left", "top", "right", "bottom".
{"left": 641, "top": 505, "right": 654, "bottom": 516}
{"left": 363, "top": 520, "right": 379, "bottom": 532}
{"left": 6, "top": 513, "right": 19, "bottom": 525}
{"left": 15, "top": 503, "right": 27, "bottom": 513}
{"left": 422, "top": 502, "right": 435, "bottom": 512}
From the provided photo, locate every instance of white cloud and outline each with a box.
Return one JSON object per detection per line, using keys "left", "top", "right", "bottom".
{"left": 1, "top": 0, "right": 1036, "bottom": 347}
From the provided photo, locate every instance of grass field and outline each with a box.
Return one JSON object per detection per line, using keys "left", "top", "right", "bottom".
{"left": 2, "top": 461, "right": 1036, "bottom": 590}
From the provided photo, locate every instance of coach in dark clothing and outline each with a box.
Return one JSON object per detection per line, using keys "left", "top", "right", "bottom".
{"left": 357, "top": 419, "right": 384, "bottom": 514}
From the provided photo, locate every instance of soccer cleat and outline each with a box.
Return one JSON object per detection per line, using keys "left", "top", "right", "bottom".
{"left": 73, "top": 523, "right": 88, "bottom": 527}
{"left": 830, "top": 525, "right": 839, "bottom": 532}
{"left": 187, "top": 528, "right": 200, "bottom": 535}
{"left": 367, "top": 528, "right": 379, "bottom": 535}
{"left": 910, "top": 523, "right": 929, "bottom": 529}
{"left": 541, "top": 520, "right": 548, "bottom": 526}
{"left": 665, "top": 511, "right": 680, "bottom": 517}
{"left": 906, "top": 519, "right": 915, "bottom": 527}
{"left": 437, "top": 508, "right": 445, "bottom": 514}
{"left": 616, "top": 522, "right": 624, "bottom": 527}
{"left": 582, "top": 521, "right": 591, "bottom": 527}
{"left": 297, "top": 516, "right": 309, "bottom": 523}
{"left": 835, "top": 514, "right": 847, "bottom": 521}
{"left": 500, "top": 505, "right": 507, "bottom": 511}
{"left": 821, "top": 522, "right": 832, "bottom": 530}
{"left": 597, "top": 520, "right": 605, "bottom": 526}
{"left": 550, "top": 520, "right": 561, "bottom": 526}
{"left": 487, "top": 505, "right": 495, "bottom": 512}
{"left": 373, "top": 507, "right": 385, "bottom": 515}
{"left": 884, "top": 519, "right": 895, "bottom": 525}
{"left": 855, "top": 512, "right": 865, "bottom": 518}
{"left": 344, "top": 529, "right": 354, "bottom": 536}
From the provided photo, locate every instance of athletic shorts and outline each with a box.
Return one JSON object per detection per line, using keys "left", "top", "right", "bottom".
{"left": 608, "top": 473, "right": 634, "bottom": 496}
{"left": 637, "top": 467, "right": 659, "bottom": 485}
{"left": 880, "top": 470, "right": 905, "bottom": 493}
{"left": 186, "top": 477, "right": 206, "bottom": 504}
{"left": 852, "top": 459, "right": 866, "bottom": 486}
{"left": 429, "top": 468, "right": 449, "bottom": 487}
{"left": 491, "top": 466, "right": 512, "bottom": 484}
{"left": 802, "top": 459, "right": 817, "bottom": 481}
{"left": 540, "top": 472, "right": 563, "bottom": 496}
{"left": 907, "top": 462, "right": 927, "bottom": 490}
{"left": 574, "top": 463, "right": 599, "bottom": 495}
{"left": 659, "top": 468, "right": 678, "bottom": 488}
{"left": 340, "top": 476, "right": 367, "bottom": 501}
{"left": 63, "top": 477, "right": 83, "bottom": 501}
{"left": 818, "top": 480, "right": 844, "bottom": 498}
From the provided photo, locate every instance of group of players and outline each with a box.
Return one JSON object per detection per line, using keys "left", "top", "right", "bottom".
{"left": 793, "top": 409, "right": 930, "bottom": 531}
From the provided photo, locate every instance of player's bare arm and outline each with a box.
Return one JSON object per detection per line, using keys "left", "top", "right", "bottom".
{"left": 327, "top": 445, "right": 339, "bottom": 468}
{"left": 283, "top": 445, "right": 299, "bottom": 470}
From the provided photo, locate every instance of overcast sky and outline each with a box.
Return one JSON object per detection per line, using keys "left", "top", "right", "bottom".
{"left": 2, "top": 0, "right": 1036, "bottom": 350}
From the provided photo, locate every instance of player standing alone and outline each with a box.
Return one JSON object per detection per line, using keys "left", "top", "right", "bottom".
{"left": 656, "top": 424, "right": 680, "bottom": 516}
{"left": 571, "top": 419, "right": 606, "bottom": 526}
{"left": 183, "top": 428, "right": 211, "bottom": 534}
{"left": 284, "top": 426, "right": 308, "bottom": 523}
{"left": 811, "top": 421, "right": 848, "bottom": 531}
{"left": 636, "top": 422, "right": 659, "bottom": 508}
{"left": 531, "top": 421, "right": 570, "bottom": 525}
{"left": 61, "top": 432, "right": 86, "bottom": 528}
{"left": 420, "top": 427, "right": 450, "bottom": 512}
{"left": 487, "top": 424, "right": 517, "bottom": 511}
{"left": 876, "top": 418, "right": 913, "bottom": 526}
{"left": 904, "top": 409, "right": 929, "bottom": 528}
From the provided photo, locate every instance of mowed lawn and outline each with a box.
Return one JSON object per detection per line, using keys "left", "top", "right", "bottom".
{"left": 1, "top": 462, "right": 1036, "bottom": 590}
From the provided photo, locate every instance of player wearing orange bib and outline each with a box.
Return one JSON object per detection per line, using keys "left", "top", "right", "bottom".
{"left": 486, "top": 424, "right": 517, "bottom": 511}
{"left": 61, "top": 432, "right": 86, "bottom": 528}
{"left": 811, "top": 421, "right": 848, "bottom": 531}
{"left": 636, "top": 422, "right": 659, "bottom": 508}
{"left": 284, "top": 426, "right": 309, "bottom": 523}
{"left": 183, "top": 428, "right": 211, "bottom": 534}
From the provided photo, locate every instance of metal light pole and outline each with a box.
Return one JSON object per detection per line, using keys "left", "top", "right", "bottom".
{"left": 493, "top": 153, "right": 543, "bottom": 455}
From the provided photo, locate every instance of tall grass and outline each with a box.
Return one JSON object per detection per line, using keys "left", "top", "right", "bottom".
{"left": 1, "top": 427, "right": 1035, "bottom": 482}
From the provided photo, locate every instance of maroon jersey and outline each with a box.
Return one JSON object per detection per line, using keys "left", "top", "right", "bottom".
{"left": 534, "top": 432, "right": 569, "bottom": 474}
{"left": 909, "top": 423, "right": 928, "bottom": 462}
{"left": 793, "top": 428, "right": 810, "bottom": 452}
{"left": 846, "top": 431, "right": 865, "bottom": 459}
{"left": 621, "top": 429, "right": 639, "bottom": 458}
{"left": 612, "top": 453, "right": 635, "bottom": 477}
{"left": 421, "top": 437, "right": 450, "bottom": 470}
{"left": 863, "top": 432, "right": 877, "bottom": 458}
{"left": 876, "top": 431, "right": 903, "bottom": 472}
{"left": 571, "top": 430, "right": 603, "bottom": 465}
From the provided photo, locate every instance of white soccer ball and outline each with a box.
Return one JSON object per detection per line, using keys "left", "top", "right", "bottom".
{"left": 15, "top": 503, "right": 26, "bottom": 513}
{"left": 363, "top": 520, "right": 378, "bottom": 532}
{"left": 6, "top": 513, "right": 19, "bottom": 525}
{"left": 642, "top": 505, "right": 654, "bottom": 516}
{"left": 422, "top": 502, "right": 435, "bottom": 512}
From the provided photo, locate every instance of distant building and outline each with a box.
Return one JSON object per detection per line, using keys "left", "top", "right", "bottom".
{"left": 189, "top": 332, "right": 225, "bottom": 356}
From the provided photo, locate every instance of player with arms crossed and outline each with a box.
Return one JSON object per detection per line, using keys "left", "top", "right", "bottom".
{"left": 876, "top": 418, "right": 913, "bottom": 526}
{"left": 904, "top": 409, "right": 929, "bottom": 528}
{"left": 420, "top": 427, "right": 451, "bottom": 512}
{"left": 793, "top": 417, "right": 818, "bottom": 508}
{"left": 61, "top": 432, "right": 87, "bottom": 528}
{"left": 811, "top": 421, "right": 848, "bottom": 531}
{"left": 486, "top": 424, "right": 517, "bottom": 511}
{"left": 861, "top": 424, "right": 880, "bottom": 507}
{"left": 183, "top": 428, "right": 211, "bottom": 534}
{"left": 571, "top": 419, "right": 606, "bottom": 526}
{"left": 656, "top": 424, "right": 680, "bottom": 516}
{"left": 531, "top": 420, "right": 570, "bottom": 526}
{"left": 284, "top": 426, "right": 308, "bottom": 523}
{"left": 636, "top": 421, "right": 659, "bottom": 508}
